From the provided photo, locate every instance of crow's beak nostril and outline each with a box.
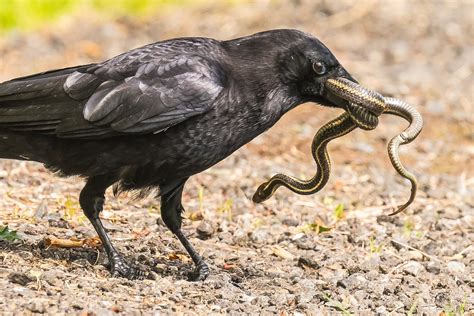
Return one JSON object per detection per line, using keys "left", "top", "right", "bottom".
{"left": 336, "top": 66, "right": 358, "bottom": 83}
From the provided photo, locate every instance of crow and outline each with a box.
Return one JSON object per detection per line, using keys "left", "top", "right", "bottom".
{"left": 0, "top": 29, "right": 354, "bottom": 280}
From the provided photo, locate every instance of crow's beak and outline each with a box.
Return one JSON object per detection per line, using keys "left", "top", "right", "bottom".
{"left": 336, "top": 66, "right": 358, "bottom": 83}
{"left": 323, "top": 66, "right": 357, "bottom": 109}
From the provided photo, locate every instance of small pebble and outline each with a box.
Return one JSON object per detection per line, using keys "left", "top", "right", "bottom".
{"left": 294, "top": 236, "right": 314, "bottom": 250}
{"left": 425, "top": 261, "right": 441, "bottom": 274}
{"left": 249, "top": 230, "right": 268, "bottom": 244}
{"left": 402, "top": 261, "right": 425, "bottom": 276}
{"left": 435, "top": 292, "right": 449, "bottom": 307}
{"left": 447, "top": 261, "right": 465, "bottom": 274}
{"left": 375, "top": 305, "right": 387, "bottom": 314}
{"left": 8, "top": 272, "right": 33, "bottom": 286}
{"left": 298, "top": 256, "right": 320, "bottom": 269}
{"left": 406, "top": 250, "right": 423, "bottom": 261}
{"left": 25, "top": 300, "right": 47, "bottom": 313}
{"left": 196, "top": 221, "right": 214, "bottom": 239}
{"left": 42, "top": 269, "right": 64, "bottom": 287}
{"left": 282, "top": 217, "right": 299, "bottom": 226}
{"left": 296, "top": 291, "right": 315, "bottom": 304}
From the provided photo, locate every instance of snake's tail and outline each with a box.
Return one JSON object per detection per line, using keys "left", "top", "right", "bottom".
{"left": 386, "top": 135, "right": 418, "bottom": 216}
{"left": 383, "top": 97, "right": 423, "bottom": 215}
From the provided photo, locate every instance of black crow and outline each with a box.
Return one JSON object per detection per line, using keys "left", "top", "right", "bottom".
{"left": 0, "top": 29, "right": 354, "bottom": 280}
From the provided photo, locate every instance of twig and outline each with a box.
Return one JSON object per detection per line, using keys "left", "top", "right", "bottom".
{"left": 388, "top": 304, "right": 405, "bottom": 315}
{"left": 388, "top": 261, "right": 408, "bottom": 275}
{"left": 94, "top": 249, "right": 100, "bottom": 265}
{"left": 385, "top": 249, "right": 404, "bottom": 261}
{"left": 346, "top": 204, "right": 395, "bottom": 219}
{"left": 448, "top": 245, "right": 472, "bottom": 260}
{"left": 390, "top": 239, "right": 442, "bottom": 262}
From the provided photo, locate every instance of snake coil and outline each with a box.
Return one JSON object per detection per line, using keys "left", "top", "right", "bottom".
{"left": 253, "top": 78, "right": 423, "bottom": 216}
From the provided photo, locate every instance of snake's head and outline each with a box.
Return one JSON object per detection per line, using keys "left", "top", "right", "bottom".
{"left": 252, "top": 183, "right": 272, "bottom": 203}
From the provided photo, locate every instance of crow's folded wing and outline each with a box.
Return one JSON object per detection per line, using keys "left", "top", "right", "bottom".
{"left": 69, "top": 55, "right": 224, "bottom": 135}
{"left": 0, "top": 48, "right": 225, "bottom": 138}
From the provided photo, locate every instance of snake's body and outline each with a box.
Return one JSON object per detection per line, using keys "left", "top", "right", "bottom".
{"left": 253, "top": 78, "right": 423, "bottom": 215}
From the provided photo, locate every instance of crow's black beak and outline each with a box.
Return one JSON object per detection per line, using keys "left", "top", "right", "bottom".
{"left": 336, "top": 66, "right": 358, "bottom": 84}
{"left": 323, "top": 66, "right": 357, "bottom": 109}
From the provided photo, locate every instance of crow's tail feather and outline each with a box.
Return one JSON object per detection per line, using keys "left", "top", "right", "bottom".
{"left": 0, "top": 130, "right": 52, "bottom": 162}
{"left": 0, "top": 64, "right": 96, "bottom": 133}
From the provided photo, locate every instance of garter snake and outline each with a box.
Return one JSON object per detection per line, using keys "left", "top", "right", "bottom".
{"left": 253, "top": 78, "right": 423, "bottom": 216}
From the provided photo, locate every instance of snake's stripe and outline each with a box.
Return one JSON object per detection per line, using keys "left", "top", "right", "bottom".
{"left": 253, "top": 78, "right": 423, "bottom": 216}
{"left": 325, "top": 78, "right": 386, "bottom": 115}
{"left": 252, "top": 113, "right": 356, "bottom": 202}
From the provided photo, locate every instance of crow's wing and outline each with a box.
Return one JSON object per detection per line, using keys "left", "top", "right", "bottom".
{"left": 0, "top": 42, "right": 225, "bottom": 138}
{"left": 69, "top": 54, "right": 225, "bottom": 135}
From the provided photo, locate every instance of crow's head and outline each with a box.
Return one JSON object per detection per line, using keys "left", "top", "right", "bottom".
{"left": 276, "top": 30, "right": 356, "bottom": 109}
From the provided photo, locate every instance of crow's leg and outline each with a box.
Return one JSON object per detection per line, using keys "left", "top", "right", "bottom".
{"left": 160, "top": 179, "right": 209, "bottom": 281}
{"left": 80, "top": 175, "right": 146, "bottom": 280}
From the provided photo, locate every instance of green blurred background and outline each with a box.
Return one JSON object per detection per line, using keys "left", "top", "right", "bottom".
{"left": 0, "top": 0, "right": 202, "bottom": 33}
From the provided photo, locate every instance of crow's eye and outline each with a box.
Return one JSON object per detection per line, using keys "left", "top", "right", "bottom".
{"left": 312, "top": 61, "right": 326, "bottom": 75}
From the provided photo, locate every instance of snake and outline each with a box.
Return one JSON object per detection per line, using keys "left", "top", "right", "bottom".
{"left": 252, "top": 78, "right": 423, "bottom": 216}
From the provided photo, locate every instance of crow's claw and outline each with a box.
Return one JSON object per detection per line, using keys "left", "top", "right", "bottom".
{"left": 109, "top": 255, "right": 147, "bottom": 280}
{"left": 187, "top": 262, "right": 209, "bottom": 281}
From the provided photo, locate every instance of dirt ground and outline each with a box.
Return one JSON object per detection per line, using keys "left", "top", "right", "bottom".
{"left": 0, "top": 0, "right": 472, "bottom": 315}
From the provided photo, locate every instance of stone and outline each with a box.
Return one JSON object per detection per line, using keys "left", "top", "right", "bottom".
{"left": 298, "top": 256, "right": 320, "bottom": 269}
{"left": 447, "top": 261, "right": 465, "bottom": 274}
{"left": 402, "top": 261, "right": 425, "bottom": 276}
{"left": 232, "top": 229, "right": 248, "bottom": 244}
{"left": 294, "top": 236, "right": 314, "bottom": 250}
{"left": 425, "top": 261, "right": 441, "bottom": 274}
{"left": 25, "top": 299, "right": 47, "bottom": 313}
{"left": 8, "top": 272, "right": 33, "bottom": 286}
{"left": 282, "top": 217, "right": 299, "bottom": 226}
{"left": 42, "top": 269, "right": 64, "bottom": 287}
{"left": 296, "top": 290, "right": 315, "bottom": 305}
{"left": 406, "top": 250, "right": 423, "bottom": 261}
{"left": 249, "top": 230, "right": 268, "bottom": 244}
{"left": 375, "top": 305, "right": 387, "bottom": 314}
{"left": 196, "top": 221, "right": 214, "bottom": 239}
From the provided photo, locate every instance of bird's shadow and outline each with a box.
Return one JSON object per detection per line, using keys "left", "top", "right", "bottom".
{"left": 0, "top": 239, "right": 192, "bottom": 281}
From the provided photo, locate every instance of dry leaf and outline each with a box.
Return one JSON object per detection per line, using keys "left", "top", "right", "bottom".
{"left": 83, "top": 236, "right": 102, "bottom": 248}
{"left": 44, "top": 236, "right": 84, "bottom": 248}
{"left": 271, "top": 246, "right": 295, "bottom": 260}
{"left": 44, "top": 236, "right": 102, "bottom": 249}
{"left": 131, "top": 228, "right": 151, "bottom": 240}
{"left": 168, "top": 252, "right": 191, "bottom": 263}
{"left": 223, "top": 263, "right": 235, "bottom": 270}
{"left": 189, "top": 211, "right": 204, "bottom": 221}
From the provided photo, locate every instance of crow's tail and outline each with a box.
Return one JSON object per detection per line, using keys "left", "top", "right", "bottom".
{"left": 0, "top": 64, "right": 96, "bottom": 134}
{"left": 0, "top": 130, "right": 53, "bottom": 162}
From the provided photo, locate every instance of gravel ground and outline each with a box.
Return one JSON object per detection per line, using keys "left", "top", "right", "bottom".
{"left": 0, "top": 1, "right": 473, "bottom": 315}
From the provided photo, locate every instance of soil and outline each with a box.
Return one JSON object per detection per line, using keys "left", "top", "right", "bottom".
{"left": 0, "top": 1, "right": 472, "bottom": 315}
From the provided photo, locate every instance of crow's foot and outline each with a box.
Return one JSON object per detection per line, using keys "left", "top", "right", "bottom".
{"left": 187, "top": 262, "right": 210, "bottom": 281}
{"left": 109, "top": 254, "right": 147, "bottom": 280}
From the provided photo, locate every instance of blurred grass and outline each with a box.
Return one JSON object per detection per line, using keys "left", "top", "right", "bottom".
{"left": 0, "top": 0, "right": 187, "bottom": 33}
